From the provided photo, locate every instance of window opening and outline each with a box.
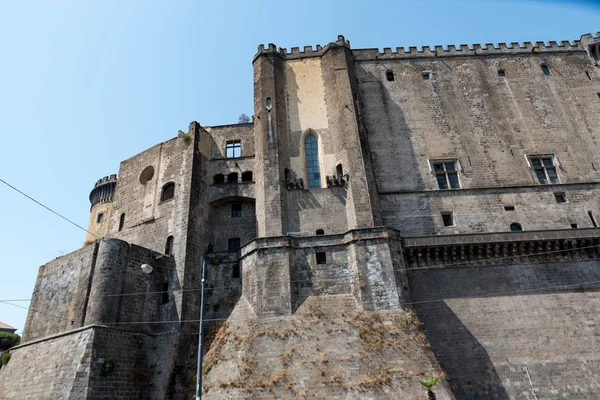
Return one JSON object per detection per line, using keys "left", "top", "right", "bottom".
{"left": 541, "top": 65, "right": 550, "bottom": 75}
{"left": 231, "top": 203, "right": 242, "bottom": 217}
{"left": 226, "top": 140, "right": 241, "bottom": 158}
{"left": 305, "top": 134, "right": 321, "bottom": 189}
{"left": 529, "top": 156, "right": 559, "bottom": 184}
{"left": 441, "top": 212, "right": 454, "bottom": 227}
{"left": 510, "top": 223, "right": 522, "bottom": 232}
{"left": 423, "top": 72, "right": 430, "bottom": 80}
{"left": 232, "top": 264, "right": 240, "bottom": 279}
{"left": 213, "top": 174, "right": 224, "bottom": 185}
{"left": 161, "top": 182, "right": 175, "bottom": 202}
{"left": 386, "top": 71, "right": 395, "bottom": 81}
{"left": 139, "top": 166, "right": 154, "bottom": 184}
{"left": 227, "top": 172, "right": 238, "bottom": 184}
{"left": 165, "top": 236, "right": 174, "bottom": 255}
{"left": 241, "top": 171, "right": 253, "bottom": 182}
{"left": 498, "top": 69, "right": 506, "bottom": 77}
{"left": 336, "top": 164, "right": 344, "bottom": 179}
{"left": 316, "top": 252, "right": 327, "bottom": 264}
{"left": 554, "top": 193, "right": 566, "bottom": 203}
{"left": 571, "top": 223, "right": 579, "bottom": 229}
{"left": 228, "top": 238, "right": 241, "bottom": 252}
{"left": 431, "top": 160, "right": 460, "bottom": 189}
{"left": 96, "top": 213, "right": 104, "bottom": 224}
{"left": 316, "top": 229, "right": 325, "bottom": 235}
{"left": 504, "top": 205, "right": 515, "bottom": 211}
{"left": 161, "top": 282, "right": 169, "bottom": 305}
{"left": 118, "top": 213, "right": 125, "bottom": 231}
{"left": 589, "top": 211, "right": 598, "bottom": 227}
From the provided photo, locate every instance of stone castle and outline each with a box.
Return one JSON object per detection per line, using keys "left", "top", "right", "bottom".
{"left": 2, "top": 32, "right": 600, "bottom": 399}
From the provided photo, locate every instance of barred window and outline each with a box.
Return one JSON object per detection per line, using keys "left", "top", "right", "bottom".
{"left": 529, "top": 156, "right": 559, "bottom": 184}
{"left": 305, "top": 135, "right": 321, "bottom": 189}
{"left": 431, "top": 160, "right": 460, "bottom": 189}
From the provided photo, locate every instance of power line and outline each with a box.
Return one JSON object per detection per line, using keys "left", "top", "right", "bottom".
{"left": 0, "top": 177, "right": 100, "bottom": 239}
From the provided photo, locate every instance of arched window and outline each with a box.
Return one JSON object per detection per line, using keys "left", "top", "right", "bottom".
{"left": 118, "top": 213, "right": 125, "bottom": 231}
{"left": 161, "top": 182, "right": 175, "bottom": 202}
{"left": 227, "top": 172, "right": 238, "bottom": 184}
{"left": 214, "top": 174, "right": 224, "bottom": 185}
{"left": 336, "top": 164, "right": 343, "bottom": 179}
{"left": 165, "top": 235, "right": 174, "bottom": 255}
{"left": 305, "top": 134, "right": 321, "bottom": 189}
{"left": 316, "top": 229, "right": 324, "bottom": 235}
{"left": 510, "top": 223, "right": 522, "bottom": 232}
{"left": 242, "top": 171, "right": 253, "bottom": 182}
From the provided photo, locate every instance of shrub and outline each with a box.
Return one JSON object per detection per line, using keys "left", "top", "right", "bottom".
{"left": 1, "top": 352, "right": 11, "bottom": 367}
{"left": 0, "top": 332, "right": 20, "bottom": 351}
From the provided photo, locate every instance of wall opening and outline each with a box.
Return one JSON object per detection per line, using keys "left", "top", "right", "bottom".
{"left": 386, "top": 70, "right": 395, "bottom": 81}
{"left": 316, "top": 252, "right": 327, "bottom": 264}
{"left": 96, "top": 213, "right": 104, "bottom": 223}
{"left": 510, "top": 223, "right": 522, "bottom": 231}
{"left": 541, "top": 64, "right": 550, "bottom": 75}
{"left": 232, "top": 263, "right": 240, "bottom": 279}
{"left": 231, "top": 203, "right": 242, "bottom": 217}
{"left": 422, "top": 72, "right": 431, "bottom": 80}
{"left": 441, "top": 212, "right": 454, "bottom": 227}
{"left": 161, "top": 282, "right": 169, "bottom": 305}
{"left": 161, "top": 182, "right": 175, "bottom": 202}
{"left": 242, "top": 171, "right": 253, "bottom": 182}
{"left": 227, "top": 172, "right": 238, "bottom": 184}
{"left": 336, "top": 164, "right": 344, "bottom": 179}
{"left": 118, "top": 213, "right": 125, "bottom": 231}
{"left": 228, "top": 238, "right": 241, "bottom": 251}
{"left": 571, "top": 223, "right": 579, "bottom": 229}
{"left": 554, "top": 193, "right": 567, "bottom": 204}
{"left": 213, "top": 174, "right": 225, "bottom": 185}
{"left": 316, "top": 229, "right": 324, "bottom": 235}
{"left": 165, "top": 235, "right": 174, "bottom": 255}
{"left": 504, "top": 205, "right": 515, "bottom": 211}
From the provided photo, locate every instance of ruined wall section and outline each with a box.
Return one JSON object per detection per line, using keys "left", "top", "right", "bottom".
{"left": 356, "top": 44, "right": 600, "bottom": 236}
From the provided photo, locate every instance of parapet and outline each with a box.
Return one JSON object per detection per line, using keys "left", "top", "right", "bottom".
{"left": 89, "top": 174, "right": 117, "bottom": 209}
{"left": 253, "top": 35, "right": 350, "bottom": 62}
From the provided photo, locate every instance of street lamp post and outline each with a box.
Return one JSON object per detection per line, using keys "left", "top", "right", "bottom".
{"left": 195, "top": 260, "right": 207, "bottom": 400}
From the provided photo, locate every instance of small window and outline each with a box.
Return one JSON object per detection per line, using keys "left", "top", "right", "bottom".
{"left": 316, "top": 252, "right": 327, "bottom": 264}
{"left": 228, "top": 238, "right": 241, "bottom": 252}
{"left": 571, "top": 223, "right": 578, "bottom": 229}
{"left": 498, "top": 69, "right": 506, "bottom": 77}
{"left": 336, "top": 164, "right": 344, "bottom": 179}
{"left": 226, "top": 140, "right": 241, "bottom": 158}
{"left": 227, "top": 172, "right": 238, "bottom": 184}
{"left": 231, "top": 203, "right": 242, "bottom": 217}
{"left": 589, "top": 211, "right": 598, "bottom": 227}
{"left": 431, "top": 160, "right": 460, "bottom": 189}
{"left": 161, "top": 182, "right": 175, "bottom": 202}
{"left": 241, "top": 171, "right": 253, "bottom": 182}
{"left": 96, "top": 213, "right": 104, "bottom": 223}
{"left": 441, "top": 212, "right": 454, "bottom": 227}
{"left": 422, "top": 72, "right": 430, "bottom": 81}
{"left": 161, "top": 282, "right": 169, "bottom": 304}
{"left": 386, "top": 71, "right": 395, "bottom": 81}
{"left": 316, "top": 229, "right": 325, "bottom": 235}
{"left": 510, "top": 223, "right": 522, "bottom": 232}
{"left": 165, "top": 235, "right": 174, "bottom": 255}
{"left": 554, "top": 193, "right": 566, "bottom": 203}
{"left": 214, "top": 174, "right": 225, "bottom": 185}
{"left": 529, "top": 156, "right": 559, "bottom": 184}
{"left": 232, "top": 263, "right": 240, "bottom": 279}
{"left": 118, "top": 213, "right": 125, "bottom": 231}
{"left": 541, "top": 65, "right": 550, "bottom": 76}
{"left": 504, "top": 205, "right": 515, "bottom": 211}
{"left": 597, "top": 93, "right": 600, "bottom": 99}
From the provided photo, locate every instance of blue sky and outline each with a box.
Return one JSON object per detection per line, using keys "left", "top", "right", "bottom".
{"left": 1, "top": 0, "right": 599, "bottom": 333}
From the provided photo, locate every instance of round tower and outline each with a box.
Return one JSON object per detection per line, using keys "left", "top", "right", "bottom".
{"left": 85, "top": 174, "right": 117, "bottom": 245}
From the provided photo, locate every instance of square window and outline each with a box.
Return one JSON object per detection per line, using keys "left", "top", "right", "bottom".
{"left": 228, "top": 238, "right": 241, "bottom": 252}
{"left": 231, "top": 203, "right": 242, "bottom": 217}
{"left": 431, "top": 160, "right": 460, "bottom": 189}
{"left": 498, "top": 69, "right": 506, "bottom": 77}
{"left": 554, "top": 193, "right": 566, "bottom": 203}
{"left": 541, "top": 65, "right": 550, "bottom": 75}
{"left": 423, "top": 72, "right": 430, "bottom": 80}
{"left": 316, "top": 252, "right": 327, "bottom": 264}
{"left": 386, "top": 71, "right": 395, "bottom": 81}
{"left": 226, "top": 140, "right": 241, "bottom": 158}
{"left": 571, "top": 223, "right": 578, "bottom": 229}
{"left": 441, "top": 212, "right": 454, "bottom": 227}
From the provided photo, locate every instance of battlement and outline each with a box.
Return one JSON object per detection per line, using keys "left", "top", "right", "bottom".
{"left": 253, "top": 35, "right": 350, "bottom": 61}
{"left": 89, "top": 174, "right": 117, "bottom": 208}
{"left": 93, "top": 174, "right": 118, "bottom": 188}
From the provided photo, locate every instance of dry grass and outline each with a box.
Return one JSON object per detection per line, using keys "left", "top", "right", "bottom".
{"left": 331, "top": 371, "right": 343, "bottom": 385}
{"left": 306, "top": 302, "right": 325, "bottom": 318}
{"left": 202, "top": 322, "right": 229, "bottom": 378}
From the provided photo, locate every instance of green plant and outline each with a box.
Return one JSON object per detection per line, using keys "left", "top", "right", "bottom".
{"left": 1, "top": 352, "right": 11, "bottom": 367}
{"left": 100, "top": 359, "right": 115, "bottom": 377}
{"left": 420, "top": 377, "right": 439, "bottom": 400}
{"left": 0, "top": 332, "right": 20, "bottom": 351}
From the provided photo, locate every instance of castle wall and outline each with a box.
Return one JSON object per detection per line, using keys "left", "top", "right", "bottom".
{"left": 356, "top": 48, "right": 600, "bottom": 236}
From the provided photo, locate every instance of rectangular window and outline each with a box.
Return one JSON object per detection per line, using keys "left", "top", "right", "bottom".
{"left": 161, "top": 282, "right": 169, "bottom": 305}
{"left": 529, "top": 156, "right": 559, "bottom": 184}
{"left": 231, "top": 203, "right": 242, "bottom": 217}
{"left": 554, "top": 193, "right": 566, "bottom": 203}
{"left": 504, "top": 205, "right": 515, "bottom": 211}
{"left": 96, "top": 213, "right": 104, "bottom": 223}
{"left": 498, "top": 69, "right": 506, "bottom": 77}
{"left": 441, "top": 212, "right": 454, "bottom": 227}
{"left": 228, "top": 238, "right": 241, "bottom": 252}
{"left": 226, "top": 140, "right": 241, "bottom": 158}
{"left": 431, "top": 160, "right": 460, "bottom": 189}
{"left": 316, "top": 252, "right": 327, "bottom": 264}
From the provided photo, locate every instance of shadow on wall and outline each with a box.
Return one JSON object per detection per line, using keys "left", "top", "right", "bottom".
{"left": 359, "top": 69, "right": 437, "bottom": 235}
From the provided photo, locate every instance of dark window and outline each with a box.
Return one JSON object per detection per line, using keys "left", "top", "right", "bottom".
{"left": 571, "top": 223, "right": 579, "bottom": 229}
{"left": 554, "top": 193, "right": 566, "bottom": 203}
{"left": 423, "top": 72, "right": 430, "bottom": 80}
{"left": 232, "top": 264, "right": 240, "bottom": 279}
{"left": 541, "top": 65, "right": 550, "bottom": 75}
{"left": 441, "top": 212, "right": 454, "bottom": 227}
{"left": 529, "top": 156, "right": 559, "bottom": 184}
{"left": 431, "top": 160, "right": 460, "bottom": 189}
{"left": 161, "top": 282, "right": 169, "bottom": 305}
{"left": 316, "top": 229, "right": 325, "bottom": 235}
{"left": 498, "top": 69, "right": 506, "bottom": 77}
{"left": 231, "top": 203, "right": 242, "bottom": 217}
{"left": 597, "top": 93, "right": 600, "bottom": 99}
{"left": 96, "top": 213, "right": 104, "bottom": 223}
{"left": 214, "top": 174, "right": 224, "bottom": 185}
{"left": 228, "top": 238, "right": 241, "bottom": 251}
{"left": 386, "top": 71, "right": 395, "bottom": 81}
{"left": 510, "top": 223, "right": 522, "bottom": 232}
{"left": 305, "top": 134, "right": 321, "bottom": 189}
{"left": 161, "top": 182, "right": 175, "bottom": 202}
{"left": 226, "top": 140, "right": 241, "bottom": 158}
{"left": 118, "top": 213, "right": 125, "bottom": 231}
{"left": 504, "top": 205, "right": 515, "bottom": 211}
{"left": 316, "top": 252, "right": 327, "bottom": 264}
{"left": 165, "top": 236, "right": 174, "bottom": 255}
{"left": 589, "top": 211, "right": 598, "bottom": 227}
{"left": 266, "top": 97, "right": 272, "bottom": 108}
{"left": 242, "top": 171, "right": 253, "bottom": 182}
{"left": 336, "top": 164, "right": 344, "bottom": 179}
{"left": 227, "top": 172, "right": 238, "bottom": 184}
